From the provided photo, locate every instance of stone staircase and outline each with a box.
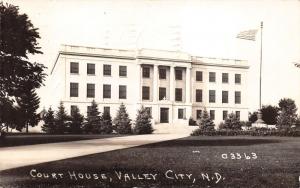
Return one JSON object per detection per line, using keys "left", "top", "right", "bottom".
{"left": 152, "top": 123, "right": 198, "bottom": 134}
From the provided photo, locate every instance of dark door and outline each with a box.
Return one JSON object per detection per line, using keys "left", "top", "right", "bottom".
{"left": 160, "top": 108, "right": 169, "bottom": 123}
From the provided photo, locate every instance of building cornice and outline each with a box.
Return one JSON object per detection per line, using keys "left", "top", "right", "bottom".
{"left": 51, "top": 45, "right": 250, "bottom": 74}
{"left": 192, "top": 62, "right": 250, "bottom": 69}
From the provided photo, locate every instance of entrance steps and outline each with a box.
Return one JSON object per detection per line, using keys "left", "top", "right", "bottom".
{"left": 152, "top": 123, "right": 198, "bottom": 134}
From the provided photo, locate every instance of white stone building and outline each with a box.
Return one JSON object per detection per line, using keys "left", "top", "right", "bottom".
{"left": 49, "top": 45, "right": 249, "bottom": 127}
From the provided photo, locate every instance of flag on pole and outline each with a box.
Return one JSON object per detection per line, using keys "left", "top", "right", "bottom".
{"left": 236, "top": 29, "right": 258, "bottom": 41}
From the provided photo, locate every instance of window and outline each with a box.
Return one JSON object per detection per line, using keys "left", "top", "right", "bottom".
{"left": 235, "top": 91, "right": 241, "bottom": 104}
{"left": 235, "top": 74, "right": 241, "bottom": 84}
{"left": 175, "top": 69, "right": 182, "bottom": 80}
{"left": 210, "top": 110, "right": 215, "bottom": 120}
{"left": 87, "top": 63, "right": 95, "bottom": 75}
{"left": 222, "top": 73, "right": 229, "bottom": 83}
{"left": 196, "top": 71, "right": 203, "bottom": 81}
{"left": 119, "top": 85, "right": 126, "bottom": 99}
{"left": 145, "top": 107, "right": 152, "bottom": 116}
{"left": 236, "top": 111, "right": 240, "bottom": 120}
{"left": 159, "top": 68, "right": 166, "bottom": 79}
{"left": 159, "top": 87, "right": 166, "bottom": 100}
{"left": 70, "top": 83, "right": 78, "bottom": 97}
{"left": 209, "top": 90, "right": 216, "bottom": 103}
{"left": 142, "top": 86, "right": 150, "bottom": 100}
{"left": 103, "top": 64, "right": 111, "bottom": 76}
{"left": 222, "top": 91, "right": 228, "bottom": 103}
{"left": 87, "top": 84, "right": 95, "bottom": 98}
{"left": 104, "top": 106, "right": 110, "bottom": 115}
{"left": 196, "top": 110, "right": 202, "bottom": 119}
{"left": 103, "top": 84, "right": 111, "bottom": 98}
{"left": 178, "top": 109, "right": 185, "bottom": 119}
{"left": 70, "top": 105, "right": 77, "bottom": 116}
{"left": 196, "top": 89, "right": 202, "bottom": 102}
{"left": 142, "top": 67, "right": 150, "bottom": 78}
{"left": 209, "top": 72, "right": 216, "bottom": 82}
{"left": 70, "top": 62, "right": 79, "bottom": 74}
{"left": 175, "top": 88, "right": 182, "bottom": 101}
{"left": 223, "top": 110, "right": 228, "bottom": 120}
{"left": 119, "top": 66, "right": 127, "bottom": 77}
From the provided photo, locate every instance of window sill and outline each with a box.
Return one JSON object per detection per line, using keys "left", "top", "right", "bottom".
{"left": 87, "top": 74, "right": 95, "bottom": 76}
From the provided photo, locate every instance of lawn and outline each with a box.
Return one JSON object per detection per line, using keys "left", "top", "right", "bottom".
{"left": 0, "top": 134, "right": 122, "bottom": 148}
{"left": 0, "top": 136, "right": 299, "bottom": 188}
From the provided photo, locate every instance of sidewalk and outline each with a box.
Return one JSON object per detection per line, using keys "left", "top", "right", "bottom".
{"left": 0, "top": 133, "right": 188, "bottom": 171}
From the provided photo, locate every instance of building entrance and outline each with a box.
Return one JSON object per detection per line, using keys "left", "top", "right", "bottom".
{"left": 160, "top": 108, "right": 169, "bottom": 123}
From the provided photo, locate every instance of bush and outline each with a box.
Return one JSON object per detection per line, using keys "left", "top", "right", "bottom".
{"left": 198, "top": 109, "right": 215, "bottom": 131}
{"left": 41, "top": 107, "right": 56, "bottom": 134}
{"left": 55, "top": 102, "right": 70, "bottom": 134}
{"left": 221, "top": 113, "right": 242, "bottom": 130}
{"left": 188, "top": 117, "right": 197, "bottom": 126}
{"left": 113, "top": 103, "right": 132, "bottom": 134}
{"left": 191, "top": 127, "right": 300, "bottom": 137}
{"left": 84, "top": 100, "right": 103, "bottom": 134}
{"left": 101, "top": 110, "right": 113, "bottom": 134}
{"left": 133, "top": 106, "right": 153, "bottom": 134}
{"left": 0, "top": 130, "right": 6, "bottom": 140}
{"left": 69, "top": 106, "right": 84, "bottom": 134}
{"left": 240, "top": 121, "right": 252, "bottom": 128}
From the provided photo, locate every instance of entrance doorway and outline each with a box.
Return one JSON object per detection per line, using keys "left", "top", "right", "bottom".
{"left": 160, "top": 108, "right": 169, "bottom": 123}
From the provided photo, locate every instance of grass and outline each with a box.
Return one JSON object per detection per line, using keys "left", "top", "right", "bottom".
{"left": 0, "top": 136, "right": 299, "bottom": 187}
{"left": 0, "top": 134, "right": 122, "bottom": 148}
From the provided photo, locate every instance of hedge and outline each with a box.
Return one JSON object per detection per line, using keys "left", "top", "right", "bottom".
{"left": 191, "top": 128, "right": 300, "bottom": 137}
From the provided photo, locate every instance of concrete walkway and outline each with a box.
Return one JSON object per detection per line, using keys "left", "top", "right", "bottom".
{"left": 0, "top": 133, "right": 188, "bottom": 171}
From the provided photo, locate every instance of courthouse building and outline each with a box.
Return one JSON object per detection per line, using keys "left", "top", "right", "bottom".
{"left": 50, "top": 45, "right": 249, "bottom": 127}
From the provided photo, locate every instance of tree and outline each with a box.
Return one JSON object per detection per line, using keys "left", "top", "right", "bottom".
{"left": 101, "top": 109, "right": 113, "bottom": 134}
{"left": 277, "top": 98, "right": 297, "bottom": 129}
{"left": 0, "top": 3, "right": 46, "bottom": 128}
{"left": 249, "top": 111, "right": 258, "bottom": 123}
{"left": 15, "top": 89, "right": 40, "bottom": 132}
{"left": 69, "top": 106, "right": 84, "bottom": 134}
{"left": 261, "top": 105, "right": 279, "bottom": 125}
{"left": 134, "top": 106, "right": 153, "bottom": 134}
{"left": 55, "top": 102, "right": 69, "bottom": 134}
{"left": 113, "top": 103, "right": 132, "bottom": 134}
{"left": 41, "top": 107, "right": 56, "bottom": 134}
{"left": 197, "top": 109, "right": 215, "bottom": 131}
{"left": 249, "top": 106, "right": 279, "bottom": 125}
{"left": 84, "top": 100, "right": 103, "bottom": 134}
{"left": 221, "top": 112, "right": 241, "bottom": 130}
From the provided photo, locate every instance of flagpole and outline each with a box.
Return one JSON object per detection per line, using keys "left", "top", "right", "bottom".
{"left": 255, "top": 21, "right": 265, "bottom": 124}
{"left": 259, "top": 21, "right": 263, "bottom": 109}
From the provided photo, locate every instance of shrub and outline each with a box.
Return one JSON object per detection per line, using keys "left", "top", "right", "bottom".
{"left": 277, "top": 98, "right": 297, "bottom": 129}
{"left": 188, "top": 117, "right": 197, "bottom": 126}
{"left": 84, "top": 100, "right": 103, "bottom": 134}
{"left": 133, "top": 106, "right": 153, "bottom": 134}
{"left": 41, "top": 107, "right": 56, "bottom": 134}
{"left": 55, "top": 102, "right": 70, "bottom": 134}
{"left": 101, "top": 110, "right": 113, "bottom": 134}
{"left": 69, "top": 106, "right": 84, "bottom": 134}
{"left": 222, "top": 113, "right": 242, "bottom": 130}
{"left": 198, "top": 109, "right": 215, "bottom": 131}
{"left": 191, "top": 127, "right": 300, "bottom": 137}
{"left": 113, "top": 103, "right": 132, "bottom": 134}
{"left": 240, "top": 121, "right": 252, "bottom": 127}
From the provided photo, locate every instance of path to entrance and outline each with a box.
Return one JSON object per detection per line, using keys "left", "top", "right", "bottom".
{"left": 0, "top": 133, "right": 188, "bottom": 171}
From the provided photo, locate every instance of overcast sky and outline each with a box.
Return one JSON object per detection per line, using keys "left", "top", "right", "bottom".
{"left": 5, "top": 0, "right": 300, "bottom": 112}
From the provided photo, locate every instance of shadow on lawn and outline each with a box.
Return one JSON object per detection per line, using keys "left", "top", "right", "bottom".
{"left": 143, "top": 138, "right": 281, "bottom": 147}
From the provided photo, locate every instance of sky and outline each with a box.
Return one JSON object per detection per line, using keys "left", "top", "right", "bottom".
{"left": 5, "top": 0, "right": 300, "bottom": 112}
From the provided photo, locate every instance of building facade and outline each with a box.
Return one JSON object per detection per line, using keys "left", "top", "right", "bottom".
{"left": 50, "top": 45, "right": 249, "bottom": 127}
